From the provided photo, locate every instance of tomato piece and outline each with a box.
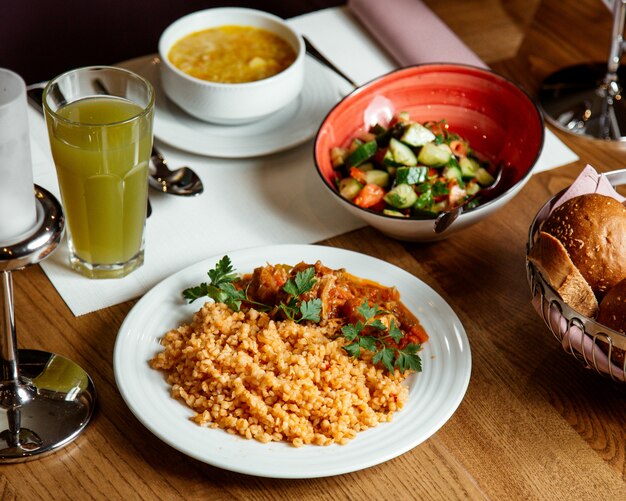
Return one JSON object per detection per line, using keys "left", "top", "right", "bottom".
{"left": 448, "top": 182, "right": 467, "bottom": 206}
{"left": 449, "top": 140, "right": 468, "bottom": 157}
{"left": 354, "top": 183, "right": 385, "bottom": 208}
{"left": 369, "top": 199, "right": 386, "bottom": 212}
{"left": 425, "top": 120, "right": 447, "bottom": 137}
{"left": 349, "top": 167, "right": 367, "bottom": 184}
{"left": 409, "top": 324, "right": 429, "bottom": 344}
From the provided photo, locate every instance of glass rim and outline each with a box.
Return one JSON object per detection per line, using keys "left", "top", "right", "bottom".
{"left": 42, "top": 65, "right": 155, "bottom": 127}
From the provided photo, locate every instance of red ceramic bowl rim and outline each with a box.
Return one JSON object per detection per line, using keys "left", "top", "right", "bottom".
{"left": 313, "top": 62, "right": 545, "bottom": 222}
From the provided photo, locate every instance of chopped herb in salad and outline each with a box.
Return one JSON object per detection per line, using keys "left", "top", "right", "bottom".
{"left": 329, "top": 113, "right": 497, "bottom": 217}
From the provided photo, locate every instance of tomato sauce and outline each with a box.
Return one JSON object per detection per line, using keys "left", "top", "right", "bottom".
{"left": 239, "top": 261, "right": 428, "bottom": 346}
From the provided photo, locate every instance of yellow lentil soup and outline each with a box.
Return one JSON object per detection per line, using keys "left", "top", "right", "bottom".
{"left": 168, "top": 25, "right": 297, "bottom": 83}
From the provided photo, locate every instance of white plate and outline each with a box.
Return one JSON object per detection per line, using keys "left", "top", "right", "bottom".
{"left": 113, "top": 244, "right": 471, "bottom": 478}
{"left": 118, "top": 55, "right": 344, "bottom": 158}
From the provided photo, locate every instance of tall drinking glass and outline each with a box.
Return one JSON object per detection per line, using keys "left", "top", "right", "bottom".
{"left": 43, "top": 67, "right": 154, "bottom": 279}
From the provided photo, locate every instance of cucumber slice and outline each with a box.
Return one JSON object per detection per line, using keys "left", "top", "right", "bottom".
{"left": 395, "top": 166, "right": 428, "bottom": 185}
{"left": 417, "top": 142, "right": 451, "bottom": 167}
{"left": 413, "top": 188, "right": 434, "bottom": 210}
{"left": 465, "top": 181, "right": 481, "bottom": 196}
{"left": 383, "top": 183, "right": 418, "bottom": 209}
{"left": 459, "top": 157, "right": 479, "bottom": 178}
{"left": 397, "top": 111, "right": 411, "bottom": 123}
{"left": 338, "top": 177, "right": 362, "bottom": 200}
{"left": 357, "top": 162, "right": 374, "bottom": 172}
{"left": 400, "top": 122, "right": 436, "bottom": 147}
{"left": 389, "top": 138, "right": 417, "bottom": 166}
{"left": 331, "top": 147, "right": 348, "bottom": 169}
{"left": 443, "top": 165, "right": 462, "bottom": 181}
{"left": 383, "top": 149, "right": 404, "bottom": 167}
{"left": 365, "top": 169, "right": 390, "bottom": 188}
{"left": 347, "top": 140, "right": 377, "bottom": 167}
{"left": 475, "top": 167, "right": 495, "bottom": 186}
{"left": 383, "top": 209, "right": 408, "bottom": 218}
{"left": 432, "top": 200, "right": 448, "bottom": 213}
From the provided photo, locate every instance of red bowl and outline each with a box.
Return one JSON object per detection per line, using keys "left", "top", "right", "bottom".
{"left": 314, "top": 63, "right": 544, "bottom": 241}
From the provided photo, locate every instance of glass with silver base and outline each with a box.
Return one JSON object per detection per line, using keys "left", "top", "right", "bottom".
{"left": 0, "top": 186, "right": 96, "bottom": 462}
{"left": 539, "top": 0, "right": 626, "bottom": 140}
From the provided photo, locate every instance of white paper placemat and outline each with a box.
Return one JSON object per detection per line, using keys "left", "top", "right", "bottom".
{"left": 31, "top": 6, "right": 578, "bottom": 316}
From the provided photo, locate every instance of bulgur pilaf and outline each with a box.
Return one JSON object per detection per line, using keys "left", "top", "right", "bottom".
{"left": 150, "top": 302, "right": 409, "bottom": 447}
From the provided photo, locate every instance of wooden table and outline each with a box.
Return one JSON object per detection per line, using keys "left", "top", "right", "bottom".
{"left": 3, "top": 0, "right": 625, "bottom": 498}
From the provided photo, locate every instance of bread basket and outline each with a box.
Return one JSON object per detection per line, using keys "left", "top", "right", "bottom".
{"left": 526, "top": 168, "right": 626, "bottom": 383}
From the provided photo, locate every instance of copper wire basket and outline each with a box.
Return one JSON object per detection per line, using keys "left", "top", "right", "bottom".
{"left": 526, "top": 169, "right": 626, "bottom": 383}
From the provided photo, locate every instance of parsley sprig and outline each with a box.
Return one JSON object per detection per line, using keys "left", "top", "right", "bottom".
{"left": 341, "top": 300, "right": 422, "bottom": 374}
{"left": 182, "top": 256, "right": 322, "bottom": 322}
{"left": 279, "top": 267, "right": 322, "bottom": 323}
{"left": 182, "top": 256, "right": 252, "bottom": 312}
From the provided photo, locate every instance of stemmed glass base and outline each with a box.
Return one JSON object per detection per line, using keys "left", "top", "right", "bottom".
{"left": 0, "top": 349, "right": 95, "bottom": 460}
{"left": 539, "top": 62, "right": 626, "bottom": 141}
{"left": 539, "top": 0, "right": 626, "bottom": 141}
{"left": 0, "top": 186, "right": 96, "bottom": 462}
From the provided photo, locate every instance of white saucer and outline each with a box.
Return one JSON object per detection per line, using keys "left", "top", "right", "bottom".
{"left": 118, "top": 55, "right": 345, "bottom": 158}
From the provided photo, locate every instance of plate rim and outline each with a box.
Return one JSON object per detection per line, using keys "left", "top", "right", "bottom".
{"left": 113, "top": 243, "right": 472, "bottom": 478}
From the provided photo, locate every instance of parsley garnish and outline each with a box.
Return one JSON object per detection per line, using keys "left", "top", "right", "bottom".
{"left": 431, "top": 180, "right": 450, "bottom": 197}
{"left": 182, "top": 256, "right": 249, "bottom": 311}
{"left": 433, "top": 134, "right": 446, "bottom": 145}
{"left": 414, "top": 185, "right": 434, "bottom": 209}
{"left": 278, "top": 267, "right": 322, "bottom": 323}
{"left": 283, "top": 267, "right": 316, "bottom": 297}
{"left": 183, "top": 258, "right": 421, "bottom": 375}
{"left": 341, "top": 300, "right": 422, "bottom": 374}
{"left": 183, "top": 257, "right": 321, "bottom": 322}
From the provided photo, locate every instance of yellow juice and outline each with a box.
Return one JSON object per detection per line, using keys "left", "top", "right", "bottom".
{"left": 47, "top": 96, "right": 152, "bottom": 268}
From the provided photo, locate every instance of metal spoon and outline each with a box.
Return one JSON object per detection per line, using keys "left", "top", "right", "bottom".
{"left": 149, "top": 146, "right": 203, "bottom": 196}
{"left": 433, "top": 163, "right": 506, "bottom": 234}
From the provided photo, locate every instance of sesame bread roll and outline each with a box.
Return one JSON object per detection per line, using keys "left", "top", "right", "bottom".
{"left": 542, "top": 193, "right": 626, "bottom": 300}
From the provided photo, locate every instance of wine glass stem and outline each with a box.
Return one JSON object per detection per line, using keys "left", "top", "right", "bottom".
{"left": 1, "top": 271, "right": 19, "bottom": 386}
{"left": 606, "top": 0, "right": 626, "bottom": 86}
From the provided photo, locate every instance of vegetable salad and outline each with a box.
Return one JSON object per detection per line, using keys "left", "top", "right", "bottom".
{"left": 330, "top": 113, "right": 496, "bottom": 217}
